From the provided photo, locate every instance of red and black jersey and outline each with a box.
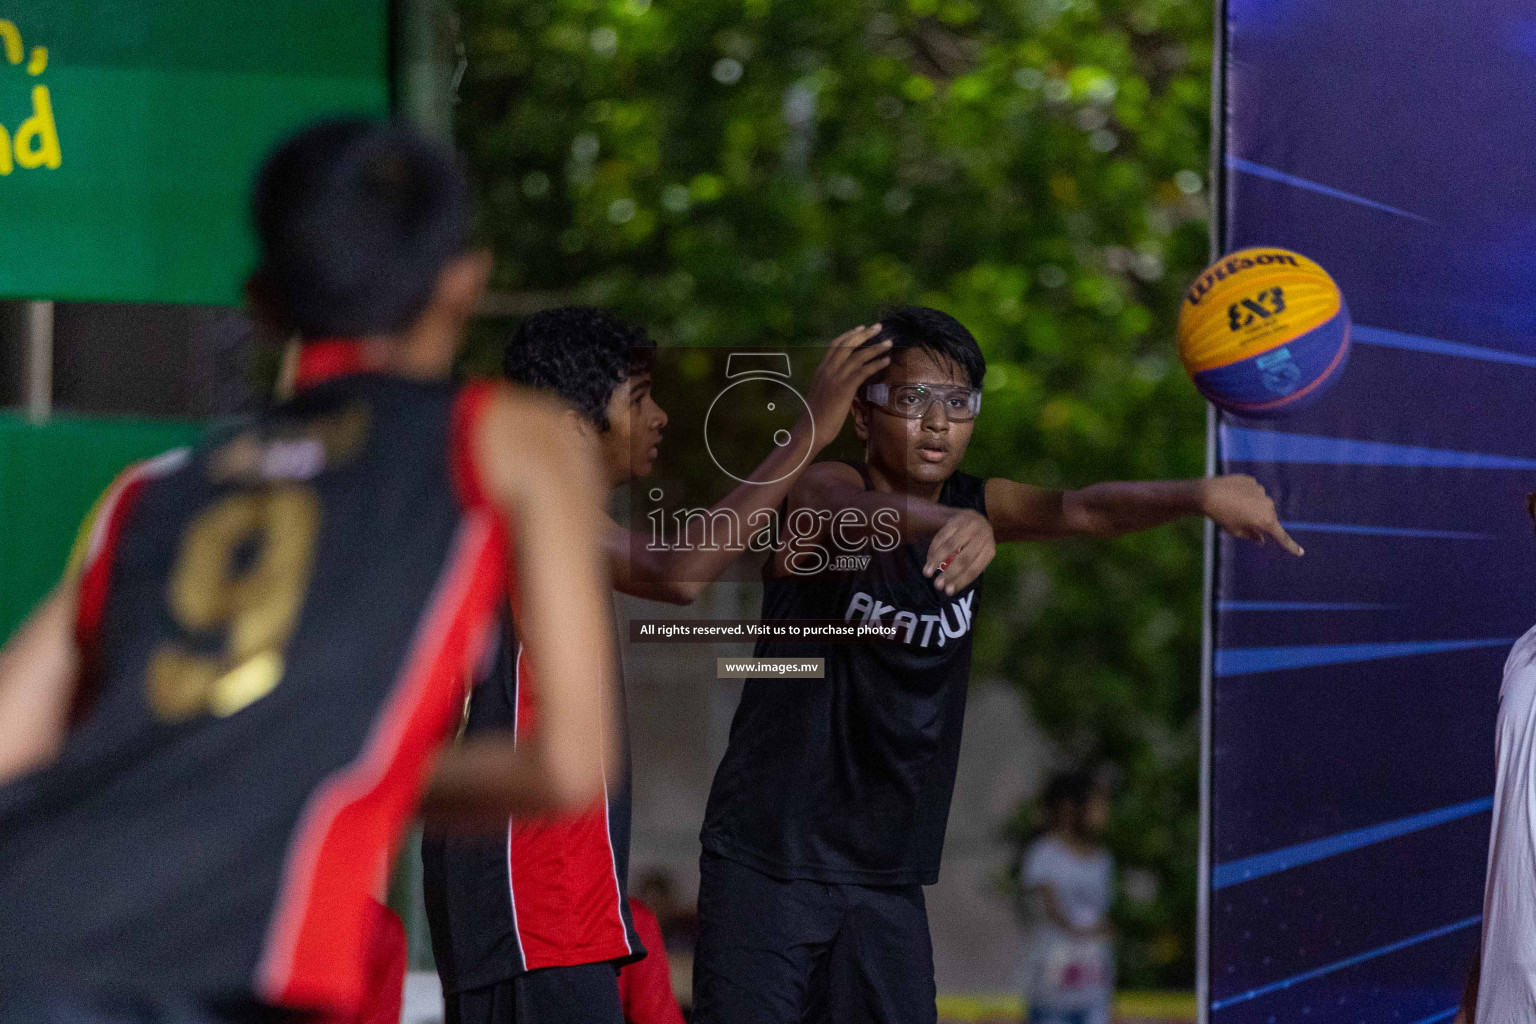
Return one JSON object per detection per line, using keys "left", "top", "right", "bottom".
{"left": 619, "top": 899, "right": 686, "bottom": 1024}
{"left": 422, "top": 624, "right": 642, "bottom": 992}
{"left": 0, "top": 347, "right": 508, "bottom": 1017}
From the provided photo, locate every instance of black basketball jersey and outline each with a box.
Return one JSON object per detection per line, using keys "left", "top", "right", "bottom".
{"left": 700, "top": 468, "right": 987, "bottom": 887}
{"left": 421, "top": 604, "right": 641, "bottom": 993}
{"left": 0, "top": 350, "right": 508, "bottom": 1015}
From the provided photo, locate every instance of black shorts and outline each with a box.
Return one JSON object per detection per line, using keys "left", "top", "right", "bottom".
{"left": 692, "top": 851, "right": 937, "bottom": 1024}
{"left": 443, "top": 962, "right": 624, "bottom": 1024}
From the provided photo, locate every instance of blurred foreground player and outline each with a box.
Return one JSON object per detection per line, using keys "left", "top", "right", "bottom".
{"left": 694, "top": 306, "right": 1302, "bottom": 1024}
{"left": 423, "top": 308, "right": 888, "bottom": 1023}
{"left": 0, "top": 120, "right": 620, "bottom": 1022}
{"left": 322, "top": 902, "right": 407, "bottom": 1024}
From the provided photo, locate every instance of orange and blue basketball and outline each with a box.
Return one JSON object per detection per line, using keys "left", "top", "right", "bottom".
{"left": 1177, "top": 247, "right": 1350, "bottom": 418}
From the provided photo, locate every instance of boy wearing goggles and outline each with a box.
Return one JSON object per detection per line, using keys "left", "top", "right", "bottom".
{"left": 694, "top": 305, "right": 1299, "bottom": 1024}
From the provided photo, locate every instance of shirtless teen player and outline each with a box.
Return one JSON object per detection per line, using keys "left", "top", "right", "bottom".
{"left": 422, "top": 307, "right": 890, "bottom": 1024}
{"left": 693, "top": 305, "right": 1302, "bottom": 1024}
{"left": 0, "top": 120, "right": 619, "bottom": 1023}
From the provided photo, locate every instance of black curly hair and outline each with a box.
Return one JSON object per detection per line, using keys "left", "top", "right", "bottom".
{"left": 870, "top": 306, "right": 986, "bottom": 390}
{"left": 503, "top": 307, "right": 658, "bottom": 431}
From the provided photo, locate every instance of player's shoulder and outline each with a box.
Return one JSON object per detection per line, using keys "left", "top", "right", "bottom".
{"left": 67, "top": 448, "right": 193, "bottom": 577}
{"left": 95, "top": 447, "right": 194, "bottom": 511}
{"left": 1505, "top": 625, "right": 1536, "bottom": 677}
{"left": 944, "top": 469, "right": 989, "bottom": 512}
{"left": 1502, "top": 625, "right": 1536, "bottom": 704}
{"left": 465, "top": 379, "right": 600, "bottom": 502}
{"left": 805, "top": 460, "right": 864, "bottom": 483}
{"left": 472, "top": 379, "right": 578, "bottom": 437}
{"left": 456, "top": 379, "right": 583, "bottom": 468}
{"left": 791, "top": 460, "right": 865, "bottom": 501}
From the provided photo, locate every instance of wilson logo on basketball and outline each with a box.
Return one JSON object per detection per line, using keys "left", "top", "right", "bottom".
{"left": 1184, "top": 251, "right": 1300, "bottom": 306}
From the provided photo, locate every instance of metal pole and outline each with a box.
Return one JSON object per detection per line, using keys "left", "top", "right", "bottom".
{"left": 394, "top": 0, "right": 461, "bottom": 138}
{"left": 1197, "top": 404, "right": 1216, "bottom": 1024}
{"left": 24, "top": 300, "right": 52, "bottom": 423}
{"left": 1196, "top": 0, "right": 1231, "bottom": 1017}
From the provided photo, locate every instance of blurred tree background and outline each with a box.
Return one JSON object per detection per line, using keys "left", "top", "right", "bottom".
{"left": 454, "top": 0, "right": 1214, "bottom": 989}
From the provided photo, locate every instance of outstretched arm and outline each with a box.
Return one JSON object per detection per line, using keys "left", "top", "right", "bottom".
{"left": 0, "top": 472, "right": 119, "bottom": 787}
{"left": 610, "top": 325, "right": 891, "bottom": 604}
{"left": 984, "top": 474, "right": 1303, "bottom": 554}
{"left": 0, "top": 577, "right": 81, "bottom": 786}
{"left": 421, "top": 385, "right": 620, "bottom": 823}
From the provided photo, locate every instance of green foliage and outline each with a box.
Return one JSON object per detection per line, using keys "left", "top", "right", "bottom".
{"left": 457, "top": 0, "right": 1213, "bottom": 988}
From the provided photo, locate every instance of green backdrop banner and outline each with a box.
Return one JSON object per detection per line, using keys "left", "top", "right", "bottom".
{"left": 0, "top": 3, "right": 389, "bottom": 305}
{"left": 0, "top": 414, "right": 198, "bottom": 640}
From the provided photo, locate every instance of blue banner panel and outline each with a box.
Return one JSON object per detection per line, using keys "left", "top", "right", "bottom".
{"left": 1206, "top": 1, "right": 1536, "bottom": 1019}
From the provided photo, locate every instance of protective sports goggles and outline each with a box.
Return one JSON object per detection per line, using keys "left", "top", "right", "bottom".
{"left": 864, "top": 383, "right": 982, "bottom": 421}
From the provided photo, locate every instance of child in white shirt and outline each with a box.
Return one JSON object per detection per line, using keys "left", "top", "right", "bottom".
{"left": 1020, "top": 772, "right": 1115, "bottom": 1024}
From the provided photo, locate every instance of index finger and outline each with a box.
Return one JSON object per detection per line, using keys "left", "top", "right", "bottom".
{"left": 924, "top": 523, "right": 961, "bottom": 576}
{"left": 1267, "top": 520, "right": 1305, "bottom": 557}
{"left": 935, "top": 545, "right": 987, "bottom": 594}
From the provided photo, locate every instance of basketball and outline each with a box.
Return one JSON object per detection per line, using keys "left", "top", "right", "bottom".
{"left": 1177, "top": 247, "right": 1350, "bottom": 418}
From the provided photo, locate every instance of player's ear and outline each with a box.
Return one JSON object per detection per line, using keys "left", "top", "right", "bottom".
{"left": 560, "top": 407, "right": 609, "bottom": 477}
{"left": 564, "top": 405, "right": 624, "bottom": 484}
{"left": 564, "top": 405, "right": 598, "bottom": 441}
{"left": 433, "top": 249, "right": 494, "bottom": 323}
{"left": 851, "top": 398, "right": 871, "bottom": 442}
